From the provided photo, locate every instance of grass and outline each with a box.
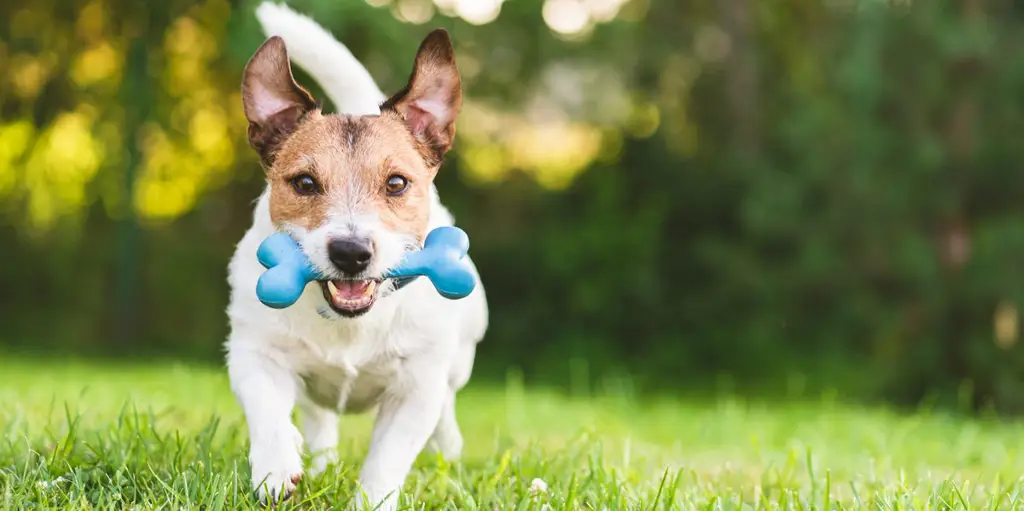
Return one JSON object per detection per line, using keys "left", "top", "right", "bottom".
{"left": 2, "top": 358, "right": 1024, "bottom": 509}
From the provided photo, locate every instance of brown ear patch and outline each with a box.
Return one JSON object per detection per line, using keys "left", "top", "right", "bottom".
{"left": 380, "top": 29, "right": 462, "bottom": 168}
{"left": 241, "top": 36, "right": 320, "bottom": 166}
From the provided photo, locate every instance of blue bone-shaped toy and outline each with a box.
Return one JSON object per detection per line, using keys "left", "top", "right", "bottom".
{"left": 255, "top": 226, "right": 476, "bottom": 309}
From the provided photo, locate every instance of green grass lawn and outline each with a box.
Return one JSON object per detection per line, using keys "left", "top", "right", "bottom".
{"left": 2, "top": 358, "right": 1024, "bottom": 510}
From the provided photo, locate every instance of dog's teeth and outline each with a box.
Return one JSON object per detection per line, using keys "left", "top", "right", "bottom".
{"left": 325, "top": 280, "right": 377, "bottom": 309}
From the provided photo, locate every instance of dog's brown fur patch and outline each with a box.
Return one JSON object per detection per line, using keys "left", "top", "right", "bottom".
{"left": 265, "top": 113, "right": 436, "bottom": 237}
{"left": 241, "top": 30, "right": 461, "bottom": 241}
{"left": 381, "top": 30, "right": 462, "bottom": 168}
{"left": 241, "top": 36, "right": 319, "bottom": 166}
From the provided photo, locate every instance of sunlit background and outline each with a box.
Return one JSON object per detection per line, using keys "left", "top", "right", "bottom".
{"left": 3, "top": 0, "right": 1024, "bottom": 411}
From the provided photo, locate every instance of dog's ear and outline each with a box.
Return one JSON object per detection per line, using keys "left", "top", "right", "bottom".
{"left": 242, "top": 36, "right": 318, "bottom": 166}
{"left": 381, "top": 29, "right": 462, "bottom": 167}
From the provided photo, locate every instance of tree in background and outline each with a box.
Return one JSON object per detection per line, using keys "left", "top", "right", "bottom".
{"left": 3, "top": 0, "right": 1024, "bottom": 411}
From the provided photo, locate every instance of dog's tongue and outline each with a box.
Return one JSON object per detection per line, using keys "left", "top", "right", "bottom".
{"left": 333, "top": 280, "right": 371, "bottom": 300}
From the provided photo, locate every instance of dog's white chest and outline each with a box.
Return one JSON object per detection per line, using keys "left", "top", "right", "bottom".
{"left": 280, "top": 310, "right": 411, "bottom": 413}
{"left": 298, "top": 346, "right": 403, "bottom": 413}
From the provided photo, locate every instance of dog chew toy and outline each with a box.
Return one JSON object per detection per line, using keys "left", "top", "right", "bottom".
{"left": 255, "top": 226, "right": 476, "bottom": 309}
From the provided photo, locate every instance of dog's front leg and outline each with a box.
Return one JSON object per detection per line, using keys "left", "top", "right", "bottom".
{"left": 355, "top": 363, "right": 448, "bottom": 510}
{"left": 227, "top": 341, "right": 304, "bottom": 503}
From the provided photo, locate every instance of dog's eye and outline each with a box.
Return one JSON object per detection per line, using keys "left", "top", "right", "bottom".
{"left": 291, "top": 174, "right": 320, "bottom": 196}
{"left": 385, "top": 175, "right": 409, "bottom": 196}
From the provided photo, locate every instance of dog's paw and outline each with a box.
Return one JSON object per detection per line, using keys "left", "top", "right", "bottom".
{"left": 353, "top": 489, "right": 398, "bottom": 511}
{"left": 255, "top": 472, "right": 303, "bottom": 504}
{"left": 428, "top": 423, "right": 463, "bottom": 462}
{"left": 250, "top": 425, "right": 305, "bottom": 504}
{"left": 307, "top": 450, "right": 337, "bottom": 479}
{"left": 427, "top": 433, "right": 462, "bottom": 462}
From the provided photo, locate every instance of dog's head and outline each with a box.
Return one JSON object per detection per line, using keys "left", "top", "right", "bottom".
{"left": 241, "top": 30, "right": 461, "bottom": 317}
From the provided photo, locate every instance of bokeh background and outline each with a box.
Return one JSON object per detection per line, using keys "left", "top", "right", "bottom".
{"left": 3, "top": 0, "right": 1024, "bottom": 412}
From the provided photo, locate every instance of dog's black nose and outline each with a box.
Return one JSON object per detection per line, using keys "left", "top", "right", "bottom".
{"left": 327, "top": 238, "right": 373, "bottom": 275}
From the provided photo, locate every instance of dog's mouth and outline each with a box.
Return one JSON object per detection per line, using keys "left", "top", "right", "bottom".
{"left": 318, "top": 279, "right": 381, "bottom": 317}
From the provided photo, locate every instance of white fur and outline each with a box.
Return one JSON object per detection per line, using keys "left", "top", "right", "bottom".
{"left": 255, "top": 2, "right": 387, "bottom": 116}
{"left": 226, "top": 4, "right": 488, "bottom": 509}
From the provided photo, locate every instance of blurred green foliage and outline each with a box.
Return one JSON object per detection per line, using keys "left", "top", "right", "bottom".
{"left": 3, "top": 0, "right": 1024, "bottom": 410}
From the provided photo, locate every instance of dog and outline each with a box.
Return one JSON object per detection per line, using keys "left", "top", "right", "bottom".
{"left": 224, "top": 4, "right": 488, "bottom": 509}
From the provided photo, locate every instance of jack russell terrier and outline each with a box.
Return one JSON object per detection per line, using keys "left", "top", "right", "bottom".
{"left": 224, "top": 3, "right": 488, "bottom": 508}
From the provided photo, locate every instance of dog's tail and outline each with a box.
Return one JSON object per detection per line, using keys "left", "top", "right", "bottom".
{"left": 254, "top": 2, "right": 386, "bottom": 116}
